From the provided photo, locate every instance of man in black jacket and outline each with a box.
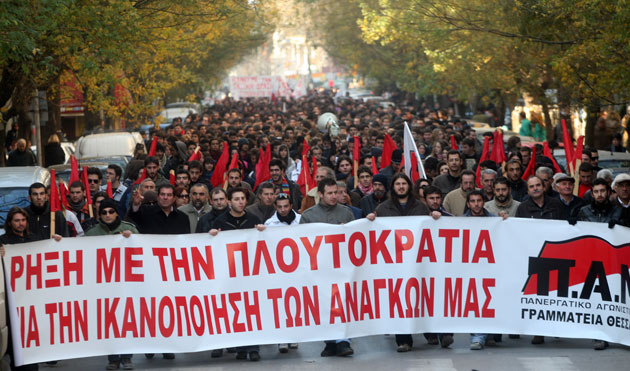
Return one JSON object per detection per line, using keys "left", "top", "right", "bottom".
{"left": 25, "top": 183, "right": 68, "bottom": 240}
{"left": 359, "top": 173, "right": 388, "bottom": 216}
{"left": 196, "top": 188, "right": 229, "bottom": 233}
{"left": 209, "top": 187, "right": 265, "bottom": 361}
{"left": 129, "top": 184, "right": 190, "bottom": 235}
{"left": 505, "top": 159, "right": 528, "bottom": 201}
{"left": 515, "top": 176, "right": 566, "bottom": 220}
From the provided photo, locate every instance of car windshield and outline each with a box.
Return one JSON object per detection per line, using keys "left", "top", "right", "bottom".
{"left": 0, "top": 187, "right": 30, "bottom": 227}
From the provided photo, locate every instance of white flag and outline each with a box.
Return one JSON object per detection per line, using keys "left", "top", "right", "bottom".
{"left": 403, "top": 122, "right": 426, "bottom": 179}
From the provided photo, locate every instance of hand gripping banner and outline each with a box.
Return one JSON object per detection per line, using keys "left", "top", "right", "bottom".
{"left": 3, "top": 217, "right": 630, "bottom": 365}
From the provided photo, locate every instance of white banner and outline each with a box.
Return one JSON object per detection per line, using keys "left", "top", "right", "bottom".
{"left": 4, "top": 217, "right": 630, "bottom": 365}
{"left": 229, "top": 76, "right": 292, "bottom": 99}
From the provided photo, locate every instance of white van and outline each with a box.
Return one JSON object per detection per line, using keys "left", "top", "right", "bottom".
{"left": 75, "top": 132, "right": 143, "bottom": 160}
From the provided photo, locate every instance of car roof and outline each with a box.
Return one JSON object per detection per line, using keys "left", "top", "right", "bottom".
{"left": 0, "top": 166, "right": 51, "bottom": 188}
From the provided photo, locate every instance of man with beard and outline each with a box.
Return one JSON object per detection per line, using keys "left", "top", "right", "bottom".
{"left": 484, "top": 177, "right": 520, "bottom": 217}
{"left": 505, "top": 159, "right": 528, "bottom": 201}
{"left": 245, "top": 182, "right": 277, "bottom": 223}
{"left": 359, "top": 173, "right": 388, "bottom": 216}
{"left": 553, "top": 173, "right": 586, "bottom": 219}
{"left": 25, "top": 182, "right": 68, "bottom": 240}
{"left": 144, "top": 156, "right": 170, "bottom": 186}
{"left": 189, "top": 161, "right": 211, "bottom": 188}
{"left": 424, "top": 186, "right": 452, "bottom": 217}
{"left": 68, "top": 180, "right": 91, "bottom": 225}
{"left": 175, "top": 169, "right": 191, "bottom": 190}
{"left": 178, "top": 183, "right": 211, "bottom": 232}
{"left": 432, "top": 150, "right": 464, "bottom": 196}
{"left": 443, "top": 170, "right": 476, "bottom": 216}
{"left": 209, "top": 187, "right": 265, "bottom": 362}
{"left": 269, "top": 159, "right": 301, "bottom": 208}
{"left": 300, "top": 177, "right": 355, "bottom": 357}
{"left": 365, "top": 174, "right": 440, "bottom": 352}
{"left": 196, "top": 188, "right": 229, "bottom": 233}
{"left": 516, "top": 176, "right": 566, "bottom": 220}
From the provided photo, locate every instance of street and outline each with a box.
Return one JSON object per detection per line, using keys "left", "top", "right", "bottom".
{"left": 41, "top": 334, "right": 629, "bottom": 370}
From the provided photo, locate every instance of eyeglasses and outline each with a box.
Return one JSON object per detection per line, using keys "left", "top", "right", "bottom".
{"left": 88, "top": 179, "right": 100, "bottom": 184}
{"left": 100, "top": 209, "right": 117, "bottom": 215}
{"left": 178, "top": 194, "right": 190, "bottom": 198}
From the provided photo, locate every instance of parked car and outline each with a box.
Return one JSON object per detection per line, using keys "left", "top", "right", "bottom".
{"left": 553, "top": 149, "right": 630, "bottom": 177}
{"left": 157, "top": 102, "right": 199, "bottom": 125}
{"left": 79, "top": 156, "right": 129, "bottom": 176}
{"left": 48, "top": 162, "right": 110, "bottom": 187}
{"left": 0, "top": 167, "right": 51, "bottom": 234}
{"left": 74, "top": 132, "right": 143, "bottom": 160}
{"left": 474, "top": 127, "right": 536, "bottom": 146}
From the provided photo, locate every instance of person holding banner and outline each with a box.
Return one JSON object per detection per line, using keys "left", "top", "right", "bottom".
{"left": 366, "top": 173, "right": 444, "bottom": 352}
{"left": 1, "top": 206, "right": 62, "bottom": 371}
{"left": 300, "top": 177, "right": 355, "bottom": 357}
{"left": 209, "top": 187, "right": 266, "bottom": 361}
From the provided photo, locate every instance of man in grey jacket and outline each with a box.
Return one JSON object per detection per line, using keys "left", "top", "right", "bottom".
{"left": 484, "top": 177, "right": 520, "bottom": 217}
{"left": 300, "top": 177, "right": 355, "bottom": 357}
{"left": 178, "top": 183, "right": 211, "bottom": 232}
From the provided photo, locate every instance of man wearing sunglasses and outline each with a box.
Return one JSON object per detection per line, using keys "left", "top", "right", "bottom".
{"left": 87, "top": 167, "right": 103, "bottom": 198}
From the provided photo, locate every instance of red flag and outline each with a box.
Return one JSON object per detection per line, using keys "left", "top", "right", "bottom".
{"left": 521, "top": 146, "right": 537, "bottom": 181}
{"left": 169, "top": 170, "right": 176, "bottom": 186}
{"left": 59, "top": 183, "right": 70, "bottom": 210}
{"left": 450, "top": 135, "right": 458, "bottom": 150}
{"left": 490, "top": 131, "right": 506, "bottom": 164}
{"left": 380, "top": 134, "right": 398, "bottom": 170}
{"left": 371, "top": 156, "right": 378, "bottom": 175}
{"left": 561, "top": 119, "right": 575, "bottom": 167}
{"left": 69, "top": 155, "right": 80, "bottom": 183}
{"left": 410, "top": 154, "right": 420, "bottom": 182}
{"left": 210, "top": 142, "right": 230, "bottom": 188}
{"left": 227, "top": 152, "right": 239, "bottom": 171}
{"left": 254, "top": 145, "right": 272, "bottom": 190}
{"left": 573, "top": 135, "right": 585, "bottom": 172}
{"left": 476, "top": 136, "right": 491, "bottom": 187}
{"left": 297, "top": 155, "right": 309, "bottom": 196}
{"left": 133, "top": 169, "right": 147, "bottom": 186}
{"left": 49, "top": 170, "right": 61, "bottom": 213}
{"left": 543, "top": 141, "right": 562, "bottom": 173}
{"left": 188, "top": 146, "right": 202, "bottom": 162}
{"left": 81, "top": 167, "right": 92, "bottom": 205}
{"left": 352, "top": 136, "right": 361, "bottom": 165}
{"left": 106, "top": 180, "right": 114, "bottom": 198}
{"left": 302, "top": 139, "right": 311, "bottom": 157}
{"left": 148, "top": 136, "right": 158, "bottom": 157}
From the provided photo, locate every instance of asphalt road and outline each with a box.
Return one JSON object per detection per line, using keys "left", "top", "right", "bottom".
{"left": 30, "top": 334, "right": 629, "bottom": 371}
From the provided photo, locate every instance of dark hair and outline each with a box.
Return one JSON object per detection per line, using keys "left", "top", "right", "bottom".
{"left": 87, "top": 167, "right": 102, "bottom": 180}
{"left": 520, "top": 146, "right": 532, "bottom": 154}
{"left": 335, "top": 155, "right": 353, "bottom": 174}
{"left": 424, "top": 185, "right": 442, "bottom": 198}
{"left": 5, "top": 206, "right": 29, "bottom": 235}
{"left": 107, "top": 164, "right": 122, "bottom": 179}
{"left": 356, "top": 165, "right": 372, "bottom": 177}
{"left": 144, "top": 156, "right": 160, "bottom": 167}
{"left": 28, "top": 182, "right": 46, "bottom": 195}
{"left": 389, "top": 173, "right": 413, "bottom": 199}
{"left": 157, "top": 183, "right": 175, "bottom": 195}
{"left": 69, "top": 180, "right": 85, "bottom": 191}
{"left": 227, "top": 168, "right": 242, "bottom": 177}
{"left": 592, "top": 177, "right": 610, "bottom": 191}
{"left": 317, "top": 177, "right": 337, "bottom": 194}
{"left": 227, "top": 186, "right": 249, "bottom": 201}
{"left": 210, "top": 187, "right": 227, "bottom": 198}
{"left": 579, "top": 162, "right": 593, "bottom": 173}
{"left": 257, "top": 182, "right": 275, "bottom": 195}
{"left": 275, "top": 192, "right": 291, "bottom": 204}
{"left": 93, "top": 191, "right": 109, "bottom": 201}
{"left": 175, "top": 169, "right": 190, "bottom": 178}
{"left": 446, "top": 149, "right": 462, "bottom": 161}
{"left": 461, "top": 169, "right": 476, "bottom": 180}
{"left": 493, "top": 176, "right": 510, "bottom": 188}
{"left": 269, "top": 158, "right": 285, "bottom": 171}
{"left": 479, "top": 160, "right": 498, "bottom": 172}
{"left": 188, "top": 160, "right": 202, "bottom": 171}
{"left": 466, "top": 189, "right": 485, "bottom": 203}
{"left": 462, "top": 137, "right": 476, "bottom": 148}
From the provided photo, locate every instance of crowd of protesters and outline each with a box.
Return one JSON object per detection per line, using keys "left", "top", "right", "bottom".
{"left": 2, "top": 90, "right": 630, "bottom": 370}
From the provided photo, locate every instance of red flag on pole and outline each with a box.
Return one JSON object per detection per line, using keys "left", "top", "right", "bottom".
{"left": 410, "top": 154, "right": 420, "bottom": 182}
{"left": 371, "top": 156, "right": 378, "bottom": 175}
{"left": 353, "top": 136, "right": 361, "bottom": 187}
{"left": 69, "top": 155, "right": 80, "bottom": 184}
{"left": 310, "top": 156, "right": 317, "bottom": 190}
{"left": 49, "top": 170, "right": 61, "bottom": 213}
{"left": 81, "top": 167, "right": 94, "bottom": 217}
{"left": 188, "top": 146, "right": 202, "bottom": 162}
{"left": 302, "top": 139, "right": 311, "bottom": 157}
{"left": 561, "top": 119, "right": 575, "bottom": 169}
{"left": 297, "top": 155, "right": 309, "bottom": 196}
{"left": 572, "top": 135, "right": 585, "bottom": 172}
{"left": 148, "top": 136, "right": 158, "bottom": 157}
{"left": 489, "top": 131, "right": 506, "bottom": 164}
{"left": 543, "top": 142, "right": 562, "bottom": 173}
{"left": 254, "top": 145, "right": 272, "bottom": 190}
{"left": 450, "top": 135, "right": 458, "bottom": 150}
{"left": 133, "top": 169, "right": 147, "bottom": 186}
{"left": 106, "top": 180, "right": 114, "bottom": 198}
{"left": 476, "top": 136, "right": 491, "bottom": 188}
{"left": 169, "top": 170, "right": 176, "bottom": 186}
{"left": 59, "top": 183, "right": 70, "bottom": 210}
{"left": 380, "top": 134, "right": 398, "bottom": 170}
{"left": 210, "top": 142, "right": 230, "bottom": 188}
{"left": 521, "top": 146, "right": 538, "bottom": 181}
